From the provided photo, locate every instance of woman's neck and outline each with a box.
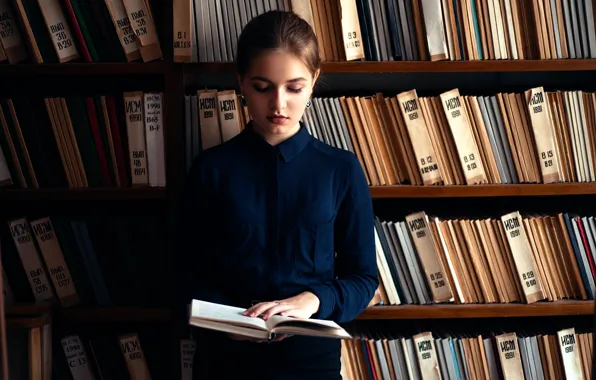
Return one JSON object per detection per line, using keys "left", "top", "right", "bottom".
{"left": 252, "top": 121, "right": 301, "bottom": 146}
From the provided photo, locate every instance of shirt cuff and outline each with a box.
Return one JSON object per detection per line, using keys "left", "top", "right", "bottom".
{"left": 308, "top": 283, "right": 335, "bottom": 320}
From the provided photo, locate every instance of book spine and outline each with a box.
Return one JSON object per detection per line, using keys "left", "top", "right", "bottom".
{"left": 413, "top": 331, "right": 442, "bottom": 379}
{"left": 557, "top": 327, "right": 584, "bottom": 380}
{"left": 501, "top": 211, "right": 545, "bottom": 303}
{"left": 104, "top": 0, "right": 142, "bottom": 61}
{"left": 526, "top": 87, "right": 563, "bottom": 183}
{"left": 406, "top": 211, "right": 454, "bottom": 302}
{"left": 29, "top": 217, "right": 79, "bottom": 307}
{"left": 0, "top": 0, "right": 28, "bottom": 63}
{"left": 61, "top": 335, "right": 96, "bottom": 380}
{"left": 180, "top": 339, "right": 196, "bottom": 380}
{"left": 123, "top": 91, "right": 148, "bottom": 186}
{"left": 397, "top": 89, "right": 443, "bottom": 185}
{"left": 9, "top": 218, "right": 55, "bottom": 302}
{"left": 120, "top": 333, "right": 153, "bottom": 379}
{"left": 495, "top": 332, "right": 525, "bottom": 380}
{"left": 37, "top": 0, "right": 79, "bottom": 62}
{"left": 440, "top": 88, "right": 488, "bottom": 184}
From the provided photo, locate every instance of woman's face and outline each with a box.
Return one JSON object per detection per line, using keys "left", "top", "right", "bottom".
{"left": 239, "top": 50, "right": 318, "bottom": 142}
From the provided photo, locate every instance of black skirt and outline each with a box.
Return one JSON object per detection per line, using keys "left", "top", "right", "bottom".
{"left": 191, "top": 329, "right": 342, "bottom": 380}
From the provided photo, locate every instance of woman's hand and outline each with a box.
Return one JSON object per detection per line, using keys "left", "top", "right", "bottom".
{"left": 243, "top": 291, "right": 321, "bottom": 321}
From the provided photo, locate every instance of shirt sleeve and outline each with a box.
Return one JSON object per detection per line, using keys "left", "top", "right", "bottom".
{"left": 175, "top": 155, "right": 228, "bottom": 322}
{"left": 307, "top": 155, "right": 379, "bottom": 323}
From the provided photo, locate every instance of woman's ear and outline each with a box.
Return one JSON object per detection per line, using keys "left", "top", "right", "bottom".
{"left": 312, "top": 69, "right": 320, "bottom": 89}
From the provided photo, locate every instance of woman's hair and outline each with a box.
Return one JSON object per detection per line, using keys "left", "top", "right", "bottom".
{"left": 235, "top": 11, "right": 321, "bottom": 78}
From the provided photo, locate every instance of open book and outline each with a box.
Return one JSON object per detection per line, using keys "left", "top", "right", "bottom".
{"left": 188, "top": 299, "right": 352, "bottom": 341}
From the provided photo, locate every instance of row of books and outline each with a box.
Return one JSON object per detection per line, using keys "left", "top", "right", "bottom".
{"left": 374, "top": 210, "right": 596, "bottom": 306}
{"left": 2, "top": 214, "right": 167, "bottom": 309}
{"left": 341, "top": 328, "right": 593, "bottom": 380}
{"left": 184, "top": 90, "right": 250, "bottom": 171}
{"left": 173, "top": 0, "right": 596, "bottom": 63}
{"left": 190, "top": 86, "right": 596, "bottom": 187}
{"left": 7, "top": 320, "right": 172, "bottom": 380}
{"left": 430, "top": 0, "right": 596, "bottom": 61}
{"left": 0, "top": 0, "right": 163, "bottom": 64}
{"left": 0, "top": 91, "right": 165, "bottom": 189}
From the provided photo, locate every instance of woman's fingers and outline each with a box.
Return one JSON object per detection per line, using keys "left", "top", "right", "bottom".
{"left": 243, "top": 301, "right": 279, "bottom": 317}
{"left": 261, "top": 303, "right": 294, "bottom": 320}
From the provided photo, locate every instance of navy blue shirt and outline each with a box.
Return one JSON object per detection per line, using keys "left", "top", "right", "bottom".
{"left": 178, "top": 121, "right": 378, "bottom": 323}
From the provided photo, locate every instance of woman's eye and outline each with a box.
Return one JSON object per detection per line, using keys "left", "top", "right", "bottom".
{"left": 254, "top": 86, "right": 269, "bottom": 92}
{"left": 288, "top": 87, "right": 303, "bottom": 93}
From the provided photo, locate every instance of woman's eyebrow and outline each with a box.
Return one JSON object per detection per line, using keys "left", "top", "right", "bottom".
{"left": 250, "top": 76, "right": 307, "bottom": 83}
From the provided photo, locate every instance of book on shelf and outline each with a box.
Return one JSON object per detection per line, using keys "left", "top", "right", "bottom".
{"left": 340, "top": 327, "right": 592, "bottom": 380}
{"left": 187, "top": 86, "right": 596, "bottom": 187}
{"left": 0, "top": 91, "right": 165, "bottom": 189}
{"left": 188, "top": 299, "right": 352, "bottom": 341}
{"left": 2, "top": 214, "right": 167, "bottom": 310}
{"left": 0, "top": 0, "right": 163, "bottom": 64}
{"left": 370, "top": 209, "right": 594, "bottom": 307}
{"left": 175, "top": 0, "right": 596, "bottom": 62}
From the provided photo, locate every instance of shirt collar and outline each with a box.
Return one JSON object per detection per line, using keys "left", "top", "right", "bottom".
{"left": 241, "top": 120, "right": 311, "bottom": 162}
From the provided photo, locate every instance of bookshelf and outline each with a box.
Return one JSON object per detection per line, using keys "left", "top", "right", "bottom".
{"left": 190, "top": 59, "right": 596, "bottom": 73}
{"left": 357, "top": 300, "right": 595, "bottom": 320}
{"left": 2, "top": 58, "right": 596, "bottom": 377}
{"left": 369, "top": 183, "right": 596, "bottom": 198}
{"left": 2, "top": 0, "right": 596, "bottom": 378}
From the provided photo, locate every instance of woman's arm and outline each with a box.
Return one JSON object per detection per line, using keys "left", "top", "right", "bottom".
{"left": 307, "top": 155, "right": 379, "bottom": 323}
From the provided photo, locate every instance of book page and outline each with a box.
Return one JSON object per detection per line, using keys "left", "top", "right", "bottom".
{"left": 266, "top": 315, "right": 351, "bottom": 338}
{"left": 189, "top": 300, "right": 268, "bottom": 331}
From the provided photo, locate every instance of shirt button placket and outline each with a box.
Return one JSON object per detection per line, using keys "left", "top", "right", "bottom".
{"left": 273, "top": 148, "right": 281, "bottom": 298}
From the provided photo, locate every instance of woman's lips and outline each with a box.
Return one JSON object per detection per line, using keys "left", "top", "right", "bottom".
{"left": 267, "top": 115, "right": 289, "bottom": 124}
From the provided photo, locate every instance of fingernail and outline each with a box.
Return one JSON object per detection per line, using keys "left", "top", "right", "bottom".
{"left": 250, "top": 313, "right": 255, "bottom": 317}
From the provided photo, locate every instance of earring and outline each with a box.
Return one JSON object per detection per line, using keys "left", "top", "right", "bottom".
{"left": 240, "top": 93, "right": 247, "bottom": 107}
{"left": 306, "top": 99, "right": 311, "bottom": 108}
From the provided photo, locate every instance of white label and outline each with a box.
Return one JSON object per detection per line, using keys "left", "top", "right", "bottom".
{"left": 501, "top": 212, "right": 544, "bottom": 301}
{"left": 143, "top": 93, "right": 165, "bottom": 187}
{"left": 38, "top": 0, "right": 78, "bottom": 61}
{"left": 413, "top": 332, "right": 441, "bottom": 380}
{"left": 397, "top": 90, "right": 442, "bottom": 185}
{"left": 406, "top": 212, "right": 452, "bottom": 302}
{"left": 440, "top": 89, "right": 486, "bottom": 184}
{"left": 181, "top": 339, "right": 196, "bottom": 380}
{"left": 30, "top": 217, "right": 78, "bottom": 304}
{"left": 120, "top": 335, "right": 152, "bottom": 379}
{"left": 0, "top": 0, "right": 24, "bottom": 49}
{"left": 496, "top": 333, "right": 524, "bottom": 380}
{"left": 9, "top": 219, "right": 54, "bottom": 302}
{"left": 124, "top": 93, "right": 148, "bottom": 185}
{"left": 105, "top": 0, "right": 140, "bottom": 55}
{"left": 61, "top": 335, "right": 95, "bottom": 380}
{"left": 558, "top": 328, "right": 584, "bottom": 380}
{"left": 526, "top": 87, "right": 561, "bottom": 182}
{"left": 121, "top": 0, "right": 158, "bottom": 46}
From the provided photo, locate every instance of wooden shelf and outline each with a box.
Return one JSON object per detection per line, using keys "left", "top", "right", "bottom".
{"left": 60, "top": 307, "right": 171, "bottom": 323}
{"left": 6, "top": 303, "right": 170, "bottom": 323}
{"left": 6, "top": 302, "right": 52, "bottom": 316}
{"left": 357, "top": 300, "right": 595, "bottom": 319}
{"left": 0, "top": 62, "right": 168, "bottom": 76}
{"left": 7, "top": 315, "right": 51, "bottom": 329}
{"left": 2, "top": 60, "right": 596, "bottom": 76}
{"left": 0, "top": 187, "right": 167, "bottom": 201}
{"left": 369, "top": 183, "right": 596, "bottom": 198}
{"left": 188, "top": 60, "right": 596, "bottom": 74}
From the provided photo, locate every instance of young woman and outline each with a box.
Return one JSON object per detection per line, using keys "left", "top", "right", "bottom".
{"left": 178, "top": 10, "right": 378, "bottom": 379}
